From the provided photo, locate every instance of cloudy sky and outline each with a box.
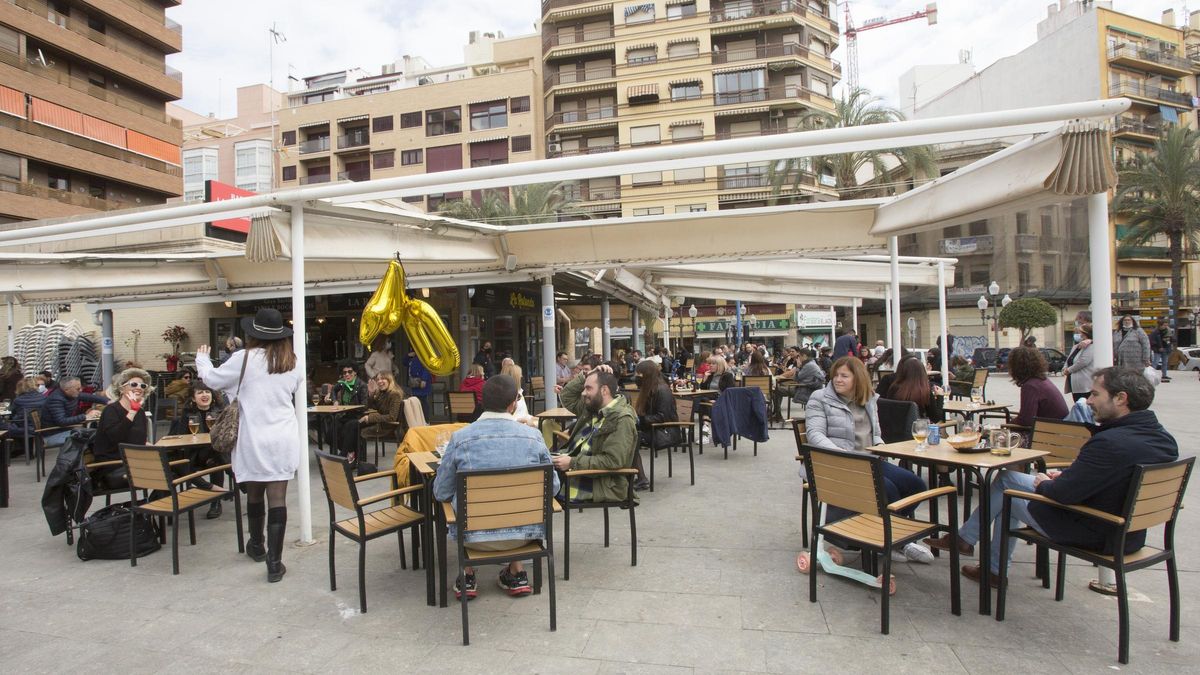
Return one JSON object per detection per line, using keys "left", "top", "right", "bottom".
{"left": 166, "top": 0, "right": 1165, "bottom": 118}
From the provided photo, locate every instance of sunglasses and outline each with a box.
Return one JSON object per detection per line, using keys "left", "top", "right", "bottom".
{"left": 126, "top": 382, "right": 149, "bottom": 389}
{"left": 342, "top": 370, "right": 356, "bottom": 375}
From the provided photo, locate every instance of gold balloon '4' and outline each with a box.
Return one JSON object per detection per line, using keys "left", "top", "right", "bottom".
{"left": 359, "top": 260, "right": 460, "bottom": 376}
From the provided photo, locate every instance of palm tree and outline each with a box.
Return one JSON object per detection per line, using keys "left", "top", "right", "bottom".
{"left": 768, "top": 86, "right": 937, "bottom": 201}
{"left": 1113, "top": 124, "right": 1200, "bottom": 329}
{"left": 438, "top": 182, "right": 584, "bottom": 225}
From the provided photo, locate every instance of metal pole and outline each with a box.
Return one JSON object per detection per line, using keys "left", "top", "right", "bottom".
{"left": 541, "top": 277, "right": 558, "bottom": 409}
{"left": 937, "top": 262, "right": 949, "bottom": 389}
{"left": 889, "top": 237, "right": 902, "bottom": 354}
{"left": 5, "top": 295, "right": 14, "bottom": 356}
{"left": 829, "top": 306, "right": 836, "bottom": 348}
{"left": 735, "top": 300, "right": 743, "bottom": 349}
{"left": 600, "top": 297, "right": 611, "bottom": 362}
{"left": 457, "top": 287, "right": 470, "bottom": 380}
{"left": 100, "top": 309, "right": 114, "bottom": 388}
{"left": 885, "top": 287, "right": 894, "bottom": 350}
{"left": 663, "top": 306, "right": 670, "bottom": 352}
{"left": 632, "top": 305, "right": 641, "bottom": 354}
{"left": 290, "top": 204, "right": 313, "bottom": 545}
{"left": 851, "top": 302, "right": 858, "bottom": 340}
{"left": 1089, "top": 193, "right": 1114, "bottom": 369}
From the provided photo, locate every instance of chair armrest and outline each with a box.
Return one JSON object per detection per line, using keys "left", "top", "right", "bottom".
{"left": 1003, "top": 489, "right": 1125, "bottom": 526}
{"left": 1002, "top": 423, "right": 1031, "bottom": 433}
{"left": 888, "top": 485, "right": 957, "bottom": 513}
{"left": 441, "top": 501, "right": 456, "bottom": 524}
{"left": 553, "top": 430, "right": 571, "bottom": 445}
{"left": 353, "top": 468, "right": 398, "bottom": 483}
{"left": 172, "top": 463, "right": 233, "bottom": 486}
{"left": 168, "top": 459, "right": 191, "bottom": 467}
{"left": 650, "top": 421, "right": 695, "bottom": 428}
{"left": 85, "top": 460, "right": 124, "bottom": 470}
{"left": 565, "top": 468, "right": 640, "bottom": 477}
{"left": 358, "top": 483, "right": 424, "bottom": 507}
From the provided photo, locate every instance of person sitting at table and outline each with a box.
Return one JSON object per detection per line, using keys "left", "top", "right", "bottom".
{"left": 1007, "top": 346, "right": 1068, "bottom": 429}
{"left": 328, "top": 362, "right": 370, "bottom": 463}
{"left": 791, "top": 348, "right": 826, "bottom": 409}
{"left": 805, "top": 356, "right": 934, "bottom": 565}
{"left": 163, "top": 370, "right": 194, "bottom": 404}
{"left": 0, "top": 356, "right": 21, "bottom": 401}
{"left": 552, "top": 364, "right": 638, "bottom": 504}
{"left": 459, "top": 363, "right": 486, "bottom": 421}
{"left": 498, "top": 358, "right": 537, "bottom": 427}
{"left": 168, "top": 381, "right": 228, "bottom": 517}
{"left": 433, "top": 374, "right": 559, "bottom": 600}
{"left": 632, "top": 360, "right": 676, "bottom": 491}
{"left": 42, "top": 377, "right": 106, "bottom": 446}
{"left": 873, "top": 348, "right": 910, "bottom": 396}
{"left": 885, "top": 356, "right": 945, "bottom": 422}
{"left": 5, "top": 376, "right": 45, "bottom": 449}
{"left": 926, "top": 368, "right": 1178, "bottom": 588}
{"left": 700, "top": 356, "right": 728, "bottom": 391}
{"left": 92, "top": 368, "right": 154, "bottom": 490}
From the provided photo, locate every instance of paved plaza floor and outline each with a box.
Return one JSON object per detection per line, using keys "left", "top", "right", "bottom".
{"left": 1, "top": 374, "right": 1197, "bottom": 673}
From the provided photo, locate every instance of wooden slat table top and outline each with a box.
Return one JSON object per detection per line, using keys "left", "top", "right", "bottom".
{"left": 537, "top": 407, "right": 578, "bottom": 419}
{"left": 155, "top": 433, "right": 211, "bottom": 448}
{"left": 408, "top": 451, "right": 439, "bottom": 477}
{"left": 308, "top": 404, "right": 366, "bottom": 415}
{"left": 673, "top": 389, "right": 720, "bottom": 398}
{"left": 943, "top": 401, "right": 1010, "bottom": 415}
{"left": 866, "top": 439, "right": 1048, "bottom": 470}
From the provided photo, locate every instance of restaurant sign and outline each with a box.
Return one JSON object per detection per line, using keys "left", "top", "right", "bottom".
{"left": 795, "top": 310, "right": 835, "bottom": 329}
{"left": 509, "top": 291, "right": 535, "bottom": 310}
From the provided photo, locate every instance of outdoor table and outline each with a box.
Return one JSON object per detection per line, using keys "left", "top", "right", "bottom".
{"left": 408, "top": 451, "right": 443, "bottom": 607}
{"left": 672, "top": 389, "right": 719, "bottom": 399}
{"left": 866, "top": 439, "right": 1048, "bottom": 615}
{"left": 536, "top": 407, "right": 577, "bottom": 433}
{"left": 154, "top": 432, "right": 212, "bottom": 449}
{"left": 943, "top": 400, "right": 1010, "bottom": 422}
{"left": 307, "top": 404, "right": 365, "bottom": 454}
{"left": 392, "top": 423, "right": 468, "bottom": 488}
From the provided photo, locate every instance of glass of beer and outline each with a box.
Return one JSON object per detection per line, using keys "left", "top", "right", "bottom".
{"left": 970, "top": 387, "right": 983, "bottom": 409}
{"left": 911, "top": 418, "right": 930, "bottom": 451}
{"left": 188, "top": 415, "right": 200, "bottom": 438}
{"left": 311, "top": 393, "right": 320, "bottom": 408}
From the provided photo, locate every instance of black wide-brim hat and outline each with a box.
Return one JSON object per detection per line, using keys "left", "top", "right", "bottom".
{"left": 242, "top": 308, "right": 293, "bottom": 341}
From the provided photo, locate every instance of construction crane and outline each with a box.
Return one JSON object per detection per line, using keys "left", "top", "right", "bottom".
{"left": 842, "top": 2, "right": 938, "bottom": 90}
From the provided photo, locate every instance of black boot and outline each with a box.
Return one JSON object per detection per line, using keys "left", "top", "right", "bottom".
{"left": 245, "top": 502, "right": 267, "bottom": 562}
{"left": 266, "top": 506, "right": 287, "bottom": 583}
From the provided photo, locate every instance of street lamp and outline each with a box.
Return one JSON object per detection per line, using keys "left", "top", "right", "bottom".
{"left": 748, "top": 313, "right": 757, "bottom": 343}
{"left": 977, "top": 280, "right": 1013, "bottom": 354}
{"left": 688, "top": 303, "right": 698, "bottom": 345}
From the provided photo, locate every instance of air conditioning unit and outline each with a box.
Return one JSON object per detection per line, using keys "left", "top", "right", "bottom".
{"left": 548, "top": 142, "right": 562, "bottom": 154}
{"left": 548, "top": 133, "right": 561, "bottom": 143}
{"left": 770, "top": 109, "right": 785, "bottom": 119}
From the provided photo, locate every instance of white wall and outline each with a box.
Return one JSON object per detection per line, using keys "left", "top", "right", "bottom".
{"left": 898, "top": 64, "right": 977, "bottom": 118}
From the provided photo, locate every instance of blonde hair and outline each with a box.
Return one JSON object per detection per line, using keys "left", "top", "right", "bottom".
{"left": 106, "top": 367, "right": 156, "bottom": 400}
{"left": 708, "top": 356, "right": 728, "bottom": 375}
{"left": 831, "top": 356, "right": 872, "bottom": 406}
{"left": 15, "top": 376, "right": 38, "bottom": 395}
{"left": 500, "top": 360, "right": 523, "bottom": 385}
{"left": 373, "top": 371, "right": 396, "bottom": 393}
{"left": 468, "top": 363, "right": 484, "bottom": 378}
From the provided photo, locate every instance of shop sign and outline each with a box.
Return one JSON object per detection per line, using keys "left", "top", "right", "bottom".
{"left": 236, "top": 296, "right": 315, "bottom": 315}
{"left": 509, "top": 291, "right": 535, "bottom": 310}
{"left": 205, "top": 180, "right": 253, "bottom": 238}
{"left": 325, "top": 293, "right": 372, "bottom": 312}
{"left": 795, "top": 310, "right": 835, "bottom": 329}
{"left": 694, "top": 318, "right": 791, "bottom": 332}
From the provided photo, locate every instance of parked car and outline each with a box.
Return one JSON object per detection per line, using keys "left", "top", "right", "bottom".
{"left": 970, "top": 347, "right": 997, "bottom": 371}
{"left": 1176, "top": 346, "right": 1200, "bottom": 371}
{"left": 996, "top": 348, "right": 1013, "bottom": 371}
{"left": 1040, "top": 347, "right": 1067, "bottom": 374}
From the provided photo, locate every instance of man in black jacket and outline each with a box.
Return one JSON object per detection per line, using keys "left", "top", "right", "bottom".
{"left": 927, "top": 367, "right": 1178, "bottom": 585}
{"left": 42, "top": 377, "right": 106, "bottom": 446}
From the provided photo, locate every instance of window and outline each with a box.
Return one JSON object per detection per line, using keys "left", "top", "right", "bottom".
{"left": 0, "top": 152, "right": 18, "bottom": 181}
{"left": 0, "top": 26, "right": 18, "bottom": 54}
{"left": 86, "top": 70, "right": 106, "bottom": 88}
{"left": 942, "top": 225, "right": 962, "bottom": 238}
{"left": 425, "top": 144, "right": 462, "bottom": 173}
{"left": 47, "top": 168, "right": 69, "bottom": 191}
{"left": 281, "top": 130, "right": 296, "bottom": 146}
{"left": 281, "top": 165, "right": 296, "bottom": 181}
{"left": 810, "top": 76, "right": 830, "bottom": 97}
{"left": 182, "top": 147, "right": 218, "bottom": 201}
{"left": 968, "top": 219, "right": 988, "bottom": 236}
{"left": 372, "top": 116, "right": 393, "bottom": 133}
{"left": 625, "top": 4, "right": 655, "bottom": 24}
{"left": 631, "top": 171, "right": 662, "bottom": 186}
{"left": 1043, "top": 265, "right": 1055, "bottom": 287}
{"left": 1041, "top": 211, "right": 1053, "bottom": 233}
{"left": 234, "top": 139, "right": 272, "bottom": 192}
{"left": 670, "top": 81, "right": 702, "bottom": 101}
{"left": 809, "top": 36, "right": 828, "bottom": 56}
{"left": 400, "top": 112, "right": 422, "bottom": 129}
{"left": 969, "top": 269, "right": 990, "bottom": 286}
{"left": 667, "top": 1, "right": 696, "bottom": 19}
{"left": 674, "top": 166, "right": 705, "bottom": 183}
{"left": 666, "top": 41, "right": 699, "bottom": 59}
{"left": 401, "top": 195, "right": 424, "bottom": 205}
{"left": 401, "top": 149, "right": 423, "bottom": 165}
{"left": 372, "top": 150, "right": 394, "bottom": 170}
{"left": 469, "top": 140, "right": 508, "bottom": 167}
{"left": 676, "top": 203, "right": 706, "bottom": 213}
{"left": 714, "top": 69, "right": 765, "bottom": 104}
{"left": 1015, "top": 211, "right": 1028, "bottom": 234}
{"left": 633, "top": 207, "right": 665, "bottom": 217}
{"left": 511, "top": 135, "right": 532, "bottom": 153}
{"left": 627, "top": 47, "right": 657, "bottom": 65}
{"left": 629, "top": 124, "right": 660, "bottom": 145}
{"left": 670, "top": 123, "right": 703, "bottom": 142}
{"left": 469, "top": 101, "right": 507, "bottom": 131}
{"left": 1018, "top": 263, "right": 1031, "bottom": 291}
{"left": 426, "top": 107, "right": 461, "bottom": 136}
{"left": 510, "top": 96, "right": 530, "bottom": 114}
{"left": 304, "top": 91, "right": 335, "bottom": 104}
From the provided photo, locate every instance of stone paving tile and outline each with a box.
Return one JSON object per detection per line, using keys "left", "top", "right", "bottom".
{"left": 581, "top": 589, "right": 743, "bottom": 628}
{"left": 598, "top": 662, "right": 695, "bottom": 675}
{"left": 582, "top": 620, "right": 767, "bottom": 671}
{"left": 762, "top": 632, "right": 967, "bottom": 673}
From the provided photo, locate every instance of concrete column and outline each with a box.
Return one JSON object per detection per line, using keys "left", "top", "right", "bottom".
{"left": 851, "top": 303, "right": 858, "bottom": 338}
{"left": 829, "top": 306, "right": 836, "bottom": 348}
{"left": 735, "top": 300, "right": 743, "bottom": 348}
{"left": 1089, "top": 192, "right": 1114, "bottom": 369}
{"left": 632, "top": 305, "right": 642, "bottom": 353}
{"left": 457, "top": 287, "right": 471, "bottom": 380}
{"left": 541, "top": 277, "right": 558, "bottom": 409}
{"left": 889, "top": 237, "right": 902, "bottom": 355}
{"left": 600, "top": 298, "right": 611, "bottom": 361}
{"left": 290, "top": 205, "right": 313, "bottom": 545}
{"left": 937, "top": 262, "right": 949, "bottom": 388}
{"left": 885, "top": 287, "right": 894, "bottom": 350}
{"left": 100, "top": 309, "right": 114, "bottom": 388}
{"left": 663, "top": 306, "right": 671, "bottom": 351}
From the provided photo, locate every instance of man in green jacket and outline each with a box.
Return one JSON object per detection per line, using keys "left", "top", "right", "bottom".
{"left": 551, "top": 365, "right": 638, "bottom": 503}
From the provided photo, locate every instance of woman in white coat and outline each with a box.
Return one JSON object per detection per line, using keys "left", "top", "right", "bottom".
{"left": 196, "top": 308, "right": 303, "bottom": 583}
{"left": 1063, "top": 323, "right": 1095, "bottom": 402}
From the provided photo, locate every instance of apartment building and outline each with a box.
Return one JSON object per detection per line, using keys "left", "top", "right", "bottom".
{"left": 0, "top": 0, "right": 183, "bottom": 223}
{"left": 275, "top": 31, "right": 544, "bottom": 212}
{"left": 540, "top": 0, "right": 841, "bottom": 217}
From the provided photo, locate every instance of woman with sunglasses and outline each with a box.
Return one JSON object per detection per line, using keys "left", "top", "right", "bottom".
{"left": 91, "top": 368, "right": 154, "bottom": 489}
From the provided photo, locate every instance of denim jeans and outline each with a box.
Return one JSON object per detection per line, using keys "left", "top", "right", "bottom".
{"left": 42, "top": 430, "right": 70, "bottom": 448}
{"left": 957, "top": 470, "right": 1046, "bottom": 574}
{"left": 1156, "top": 351, "right": 1170, "bottom": 380}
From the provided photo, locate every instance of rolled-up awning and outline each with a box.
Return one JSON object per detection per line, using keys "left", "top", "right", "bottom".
{"left": 469, "top": 134, "right": 509, "bottom": 144}
{"left": 546, "top": 2, "right": 612, "bottom": 19}
{"left": 338, "top": 114, "right": 368, "bottom": 123}
{"left": 546, "top": 42, "right": 615, "bottom": 58}
{"left": 715, "top": 106, "right": 769, "bottom": 116}
{"left": 669, "top": 78, "right": 703, "bottom": 87}
{"left": 669, "top": 119, "right": 703, "bottom": 127}
{"left": 625, "top": 43, "right": 656, "bottom": 52}
{"left": 667, "top": 37, "right": 699, "bottom": 46}
{"left": 627, "top": 83, "right": 659, "bottom": 99}
{"left": 298, "top": 120, "right": 330, "bottom": 129}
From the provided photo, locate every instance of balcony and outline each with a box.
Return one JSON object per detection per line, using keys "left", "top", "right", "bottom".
{"left": 300, "top": 173, "right": 331, "bottom": 185}
{"left": 562, "top": 182, "right": 620, "bottom": 202}
{"left": 1015, "top": 233, "right": 1038, "bottom": 253}
{"left": 543, "top": 25, "right": 614, "bottom": 50}
{"left": 1109, "top": 81, "right": 1192, "bottom": 108}
{"left": 1118, "top": 245, "right": 1170, "bottom": 260}
{"left": 546, "top": 142, "right": 618, "bottom": 158}
{"left": 0, "top": 176, "right": 112, "bottom": 210}
{"left": 337, "top": 129, "right": 370, "bottom": 150}
{"left": 1108, "top": 44, "right": 1193, "bottom": 76}
{"left": 299, "top": 136, "right": 330, "bottom": 154}
{"left": 544, "top": 64, "right": 616, "bottom": 89}
{"left": 938, "top": 235, "right": 993, "bottom": 255}
{"left": 717, "top": 167, "right": 817, "bottom": 190}
{"left": 713, "top": 84, "right": 828, "bottom": 106}
{"left": 0, "top": 112, "right": 181, "bottom": 177}
{"left": 14, "top": 0, "right": 177, "bottom": 73}
{"left": 337, "top": 169, "right": 370, "bottom": 182}
{"left": 1113, "top": 114, "right": 1162, "bottom": 141}
{"left": 547, "top": 105, "right": 617, "bottom": 128}
{"left": 710, "top": 0, "right": 839, "bottom": 34}
{"left": 712, "top": 41, "right": 804, "bottom": 64}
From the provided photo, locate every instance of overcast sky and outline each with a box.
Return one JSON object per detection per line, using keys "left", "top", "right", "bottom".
{"left": 166, "top": 0, "right": 1165, "bottom": 119}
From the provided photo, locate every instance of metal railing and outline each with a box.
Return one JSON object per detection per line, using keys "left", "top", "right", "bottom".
{"left": 713, "top": 84, "right": 825, "bottom": 106}
{"left": 14, "top": 0, "right": 177, "bottom": 77}
{"left": 561, "top": 182, "right": 620, "bottom": 202}
{"left": 543, "top": 25, "right": 614, "bottom": 49}
{"left": 712, "top": 41, "right": 804, "bottom": 64}
{"left": 710, "top": 0, "right": 838, "bottom": 33}
{"left": 1109, "top": 81, "right": 1192, "bottom": 107}
{"left": 547, "top": 105, "right": 617, "bottom": 127}
{"left": 0, "top": 113, "right": 182, "bottom": 177}
{"left": 0, "top": 176, "right": 115, "bottom": 210}
{"left": 299, "top": 136, "right": 330, "bottom": 154}
{"left": 299, "top": 173, "right": 331, "bottom": 185}
{"left": 337, "top": 130, "right": 369, "bottom": 149}
{"left": 1108, "top": 44, "right": 1192, "bottom": 72}
{"left": 1114, "top": 114, "right": 1162, "bottom": 137}
{"left": 544, "top": 64, "right": 616, "bottom": 88}
{"left": 1015, "top": 233, "right": 1038, "bottom": 252}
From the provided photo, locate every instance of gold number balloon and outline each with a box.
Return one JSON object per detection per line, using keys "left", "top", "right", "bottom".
{"left": 360, "top": 260, "right": 461, "bottom": 376}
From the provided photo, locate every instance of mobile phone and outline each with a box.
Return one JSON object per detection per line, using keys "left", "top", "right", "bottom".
{"left": 432, "top": 450, "right": 442, "bottom": 459}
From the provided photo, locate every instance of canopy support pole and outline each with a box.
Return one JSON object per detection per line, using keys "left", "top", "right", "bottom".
{"left": 829, "top": 306, "right": 836, "bottom": 348}
{"left": 885, "top": 287, "right": 893, "bottom": 351}
{"left": 938, "top": 261, "right": 949, "bottom": 389}
{"left": 290, "top": 204, "right": 313, "bottom": 545}
{"left": 851, "top": 303, "right": 858, "bottom": 338}
{"left": 632, "top": 306, "right": 642, "bottom": 354}
{"left": 1089, "top": 192, "right": 1114, "bottom": 370}
{"left": 541, "top": 277, "right": 558, "bottom": 409}
{"left": 6, "top": 295, "right": 14, "bottom": 357}
{"left": 890, "top": 237, "right": 902, "bottom": 357}
{"left": 100, "top": 309, "right": 114, "bottom": 388}
{"left": 600, "top": 298, "right": 611, "bottom": 362}
{"left": 663, "top": 306, "right": 670, "bottom": 352}
{"left": 457, "top": 287, "right": 470, "bottom": 380}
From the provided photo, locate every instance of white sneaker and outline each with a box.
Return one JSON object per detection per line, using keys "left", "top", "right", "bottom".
{"left": 902, "top": 542, "right": 935, "bottom": 564}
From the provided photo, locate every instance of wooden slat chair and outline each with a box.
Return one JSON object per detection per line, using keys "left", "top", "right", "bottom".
{"left": 314, "top": 451, "right": 427, "bottom": 613}
{"left": 743, "top": 375, "right": 773, "bottom": 426}
{"left": 1028, "top": 418, "right": 1092, "bottom": 470}
{"left": 949, "top": 368, "right": 989, "bottom": 401}
{"left": 559, "top": 445, "right": 640, "bottom": 580}
{"left": 802, "top": 444, "right": 961, "bottom": 634}
{"left": 30, "top": 409, "right": 77, "bottom": 482}
{"left": 997, "top": 457, "right": 1194, "bottom": 664}
{"left": 528, "top": 376, "right": 546, "bottom": 415}
{"left": 644, "top": 397, "right": 697, "bottom": 491}
{"left": 790, "top": 418, "right": 812, "bottom": 543}
{"left": 120, "top": 443, "right": 243, "bottom": 575}
{"left": 362, "top": 419, "right": 403, "bottom": 467}
{"left": 447, "top": 392, "right": 477, "bottom": 423}
{"left": 446, "top": 465, "right": 558, "bottom": 645}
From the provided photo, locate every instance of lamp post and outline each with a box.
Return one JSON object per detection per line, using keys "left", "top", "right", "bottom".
{"left": 748, "top": 313, "right": 757, "bottom": 345}
{"left": 977, "top": 280, "right": 1012, "bottom": 352}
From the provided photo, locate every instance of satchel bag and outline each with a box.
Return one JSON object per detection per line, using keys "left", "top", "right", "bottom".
{"left": 210, "top": 353, "right": 249, "bottom": 459}
{"left": 76, "top": 502, "right": 161, "bottom": 561}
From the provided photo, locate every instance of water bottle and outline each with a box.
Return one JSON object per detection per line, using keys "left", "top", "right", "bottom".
{"left": 927, "top": 423, "right": 941, "bottom": 447}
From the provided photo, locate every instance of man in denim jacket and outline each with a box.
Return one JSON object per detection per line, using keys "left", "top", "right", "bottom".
{"left": 433, "top": 374, "right": 559, "bottom": 600}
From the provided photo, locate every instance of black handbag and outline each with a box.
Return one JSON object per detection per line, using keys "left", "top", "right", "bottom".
{"left": 76, "top": 502, "right": 161, "bottom": 561}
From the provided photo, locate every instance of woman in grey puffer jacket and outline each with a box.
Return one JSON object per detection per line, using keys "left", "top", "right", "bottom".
{"left": 1113, "top": 315, "right": 1151, "bottom": 370}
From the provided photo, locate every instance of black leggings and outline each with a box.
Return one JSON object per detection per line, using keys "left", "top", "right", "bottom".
{"left": 243, "top": 480, "right": 288, "bottom": 508}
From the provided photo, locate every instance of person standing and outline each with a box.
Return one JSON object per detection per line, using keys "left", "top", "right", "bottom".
{"left": 364, "top": 336, "right": 395, "bottom": 380}
{"left": 0, "top": 356, "right": 22, "bottom": 401}
{"left": 404, "top": 351, "right": 433, "bottom": 422}
{"left": 196, "top": 308, "right": 303, "bottom": 583}
{"left": 1063, "top": 324, "right": 1096, "bottom": 402}
{"left": 473, "top": 341, "right": 495, "bottom": 379}
{"left": 1149, "top": 321, "right": 1173, "bottom": 383}
{"left": 832, "top": 329, "right": 858, "bottom": 360}
{"left": 1113, "top": 315, "right": 1151, "bottom": 371}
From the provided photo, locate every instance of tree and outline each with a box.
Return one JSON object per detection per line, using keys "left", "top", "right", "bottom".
{"left": 768, "top": 86, "right": 937, "bottom": 201}
{"left": 438, "top": 182, "right": 585, "bottom": 225}
{"left": 1112, "top": 125, "right": 1200, "bottom": 330}
{"left": 998, "top": 298, "right": 1058, "bottom": 340}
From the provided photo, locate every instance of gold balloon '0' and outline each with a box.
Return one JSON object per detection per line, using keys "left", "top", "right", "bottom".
{"left": 359, "top": 260, "right": 461, "bottom": 376}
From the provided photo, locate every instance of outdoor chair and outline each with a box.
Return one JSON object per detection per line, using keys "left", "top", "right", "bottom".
{"left": 64, "top": 443, "right": 138, "bottom": 546}
{"left": 1028, "top": 418, "right": 1092, "bottom": 470}
{"left": 790, "top": 418, "right": 811, "bottom": 543}
{"left": 120, "top": 443, "right": 243, "bottom": 575}
{"left": 315, "top": 451, "right": 427, "bottom": 613}
{"left": 361, "top": 419, "right": 403, "bottom": 467}
{"left": 876, "top": 398, "right": 918, "bottom": 444}
{"left": 949, "top": 369, "right": 988, "bottom": 400}
{"left": 30, "top": 409, "right": 77, "bottom": 483}
{"left": 802, "top": 444, "right": 961, "bottom": 634}
{"left": 528, "top": 376, "right": 546, "bottom": 415}
{"left": 447, "top": 392, "right": 477, "bottom": 423}
{"left": 445, "top": 465, "right": 558, "bottom": 645}
{"left": 644, "top": 397, "right": 696, "bottom": 491}
{"left": 997, "top": 456, "right": 1194, "bottom": 664}
{"left": 743, "top": 374, "right": 772, "bottom": 417}
{"left": 403, "top": 397, "right": 428, "bottom": 429}
{"left": 558, "top": 440, "right": 639, "bottom": 581}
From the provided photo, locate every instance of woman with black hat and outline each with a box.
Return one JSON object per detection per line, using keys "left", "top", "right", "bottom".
{"left": 195, "top": 308, "right": 303, "bottom": 583}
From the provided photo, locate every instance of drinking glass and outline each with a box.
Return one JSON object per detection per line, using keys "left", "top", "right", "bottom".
{"left": 311, "top": 393, "right": 320, "bottom": 408}
{"left": 989, "top": 428, "right": 1023, "bottom": 457}
{"left": 970, "top": 387, "right": 983, "bottom": 409}
{"left": 960, "top": 420, "right": 981, "bottom": 448}
{"left": 911, "top": 418, "right": 930, "bottom": 451}
{"left": 187, "top": 415, "right": 200, "bottom": 438}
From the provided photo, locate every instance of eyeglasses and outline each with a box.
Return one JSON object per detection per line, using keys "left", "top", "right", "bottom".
{"left": 126, "top": 382, "right": 149, "bottom": 389}
{"left": 342, "top": 369, "right": 356, "bottom": 375}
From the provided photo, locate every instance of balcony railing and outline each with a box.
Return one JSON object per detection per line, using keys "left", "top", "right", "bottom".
{"left": 337, "top": 169, "right": 370, "bottom": 182}
{"left": 0, "top": 113, "right": 181, "bottom": 177}
{"left": 14, "top": 0, "right": 176, "bottom": 76}
{"left": 938, "top": 235, "right": 993, "bottom": 255}
{"left": 547, "top": 105, "right": 617, "bottom": 127}
{"left": 337, "top": 130, "right": 370, "bottom": 149}
{"left": 0, "top": 176, "right": 114, "bottom": 210}
{"left": 562, "top": 183, "right": 621, "bottom": 202}
{"left": 1015, "top": 233, "right": 1038, "bottom": 252}
{"left": 1114, "top": 114, "right": 1163, "bottom": 137}
{"left": 710, "top": 0, "right": 838, "bottom": 33}
{"left": 543, "top": 25, "right": 614, "bottom": 49}
{"left": 717, "top": 171, "right": 768, "bottom": 190}
{"left": 546, "top": 143, "right": 618, "bottom": 158}
{"left": 712, "top": 41, "right": 804, "bottom": 64}
{"left": 714, "top": 84, "right": 826, "bottom": 106}
{"left": 544, "top": 64, "right": 616, "bottom": 88}
{"left": 1108, "top": 44, "right": 1192, "bottom": 72}
{"left": 1109, "top": 81, "right": 1192, "bottom": 108}
{"left": 299, "top": 137, "right": 330, "bottom": 154}
{"left": 300, "top": 173, "right": 331, "bottom": 185}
